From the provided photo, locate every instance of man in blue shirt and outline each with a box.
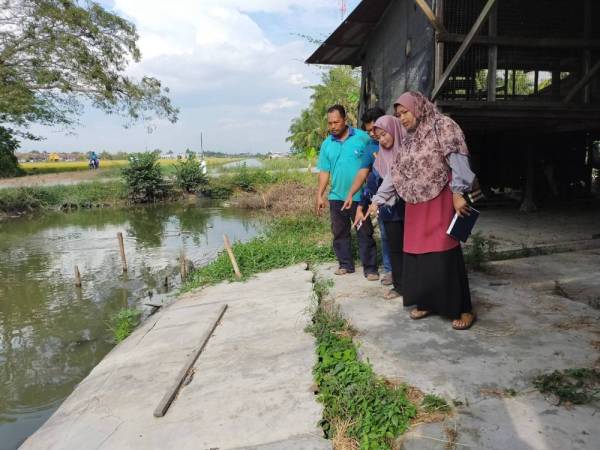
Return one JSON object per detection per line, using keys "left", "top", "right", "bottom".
{"left": 316, "top": 105, "right": 378, "bottom": 279}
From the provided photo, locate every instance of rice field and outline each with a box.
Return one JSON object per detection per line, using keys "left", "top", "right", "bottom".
{"left": 20, "top": 157, "right": 242, "bottom": 175}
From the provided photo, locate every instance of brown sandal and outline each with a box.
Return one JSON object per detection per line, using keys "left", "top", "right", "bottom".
{"left": 409, "top": 309, "right": 431, "bottom": 320}
{"left": 452, "top": 313, "right": 476, "bottom": 330}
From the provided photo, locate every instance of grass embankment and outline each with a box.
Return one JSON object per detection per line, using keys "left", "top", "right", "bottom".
{"left": 184, "top": 165, "right": 326, "bottom": 289}
{"left": 0, "top": 180, "right": 128, "bottom": 216}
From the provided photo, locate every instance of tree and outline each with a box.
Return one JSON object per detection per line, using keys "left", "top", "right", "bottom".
{"left": 0, "top": 0, "right": 179, "bottom": 175}
{"left": 287, "top": 66, "right": 360, "bottom": 156}
{"left": 0, "top": 126, "right": 23, "bottom": 177}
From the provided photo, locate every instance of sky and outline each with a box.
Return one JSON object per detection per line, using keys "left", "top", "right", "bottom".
{"left": 24, "top": 0, "right": 361, "bottom": 155}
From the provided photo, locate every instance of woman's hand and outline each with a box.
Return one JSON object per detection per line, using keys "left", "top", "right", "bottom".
{"left": 353, "top": 206, "right": 366, "bottom": 228}
{"left": 367, "top": 202, "right": 379, "bottom": 219}
{"left": 452, "top": 193, "right": 470, "bottom": 217}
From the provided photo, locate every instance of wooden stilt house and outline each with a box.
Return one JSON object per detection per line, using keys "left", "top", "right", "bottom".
{"left": 307, "top": 0, "right": 600, "bottom": 209}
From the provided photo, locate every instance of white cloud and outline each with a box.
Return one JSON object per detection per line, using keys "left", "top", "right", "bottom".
{"left": 259, "top": 97, "right": 299, "bottom": 113}
{"left": 26, "top": 0, "right": 352, "bottom": 153}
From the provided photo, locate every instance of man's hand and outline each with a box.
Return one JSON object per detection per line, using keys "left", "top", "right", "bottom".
{"left": 315, "top": 195, "right": 326, "bottom": 215}
{"left": 341, "top": 194, "right": 354, "bottom": 210}
{"left": 353, "top": 205, "right": 366, "bottom": 228}
{"left": 452, "top": 193, "right": 470, "bottom": 217}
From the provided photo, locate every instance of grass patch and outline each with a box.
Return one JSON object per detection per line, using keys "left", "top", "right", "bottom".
{"left": 109, "top": 308, "right": 141, "bottom": 342}
{"left": 183, "top": 215, "right": 334, "bottom": 289}
{"left": 307, "top": 277, "right": 417, "bottom": 450}
{"left": 533, "top": 368, "right": 600, "bottom": 405}
{"left": 421, "top": 394, "right": 451, "bottom": 413}
{"left": 464, "top": 232, "right": 497, "bottom": 270}
{"left": 0, "top": 180, "right": 128, "bottom": 214}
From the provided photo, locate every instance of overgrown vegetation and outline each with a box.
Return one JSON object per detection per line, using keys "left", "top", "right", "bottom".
{"left": 183, "top": 215, "right": 334, "bottom": 289}
{"left": 174, "top": 150, "right": 207, "bottom": 192}
{"left": 0, "top": 180, "right": 127, "bottom": 215}
{"left": 307, "top": 277, "right": 417, "bottom": 449}
{"left": 533, "top": 368, "right": 600, "bottom": 405}
{"left": 121, "top": 151, "right": 169, "bottom": 202}
{"left": 109, "top": 308, "right": 141, "bottom": 342}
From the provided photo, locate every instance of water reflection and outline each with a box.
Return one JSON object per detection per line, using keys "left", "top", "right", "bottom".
{"left": 0, "top": 201, "right": 260, "bottom": 448}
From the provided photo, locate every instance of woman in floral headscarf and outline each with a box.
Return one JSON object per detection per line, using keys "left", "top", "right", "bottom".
{"left": 370, "top": 91, "right": 476, "bottom": 330}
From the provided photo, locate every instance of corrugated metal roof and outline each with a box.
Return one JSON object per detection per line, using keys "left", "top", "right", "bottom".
{"left": 305, "top": 0, "right": 392, "bottom": 65}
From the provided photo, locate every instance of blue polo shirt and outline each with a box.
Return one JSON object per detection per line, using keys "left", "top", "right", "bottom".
{"left": 360, "top": 139, "right": 378, "bottom": 169}
{"left": 318, "top": 126, "right": 371, "bottom": 201}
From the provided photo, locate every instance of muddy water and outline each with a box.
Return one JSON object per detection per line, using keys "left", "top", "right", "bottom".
{"left": 0, "top": 202, "right": 261, "bottom": 448}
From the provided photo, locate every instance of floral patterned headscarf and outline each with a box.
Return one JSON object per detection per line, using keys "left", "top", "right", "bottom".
{"left": 390, "top": 91, "right": 469, "bottom": 203}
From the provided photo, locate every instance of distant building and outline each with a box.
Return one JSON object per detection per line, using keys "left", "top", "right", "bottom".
{"left": 268, "top": 152, "right": 289, "bottom": 159}
{"left": 48, "top": 153, "right": 61, "bottom": 162}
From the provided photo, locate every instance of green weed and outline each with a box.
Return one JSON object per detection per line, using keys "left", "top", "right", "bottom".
{"left": 421, "top": 394, "right": 451, "bottom": 413}
{"left": 307, "top": 280, "right": 417, "bottom": 449}
{"left": 533, "top": 368, "right": 600, "bottom": 405}
{"left": 109, "top": 308, "right": 141, "bottom": 342}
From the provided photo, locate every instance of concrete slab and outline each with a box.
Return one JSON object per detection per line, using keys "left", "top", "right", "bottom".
{"left": 316, "top": 250, "right": 600, "bottom": 450}
{"left": 21, "top": 264, "right": 330, "bottom": 450}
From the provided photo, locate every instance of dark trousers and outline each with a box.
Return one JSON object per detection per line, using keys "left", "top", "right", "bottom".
{"left": 329, "top": 200, "right": 378, "bottom": 275}
{"left": 383, "top": 220, "right": 404, "bottom": 294}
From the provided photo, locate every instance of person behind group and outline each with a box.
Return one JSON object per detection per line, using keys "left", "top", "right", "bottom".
{"left": 340, "top": 107, "right": 396, "bottom": 286}
{"left": 316, "top": 104, "right": 379, "bottom": 280}
{"left": 354, "top": 115, "right": 406, "bottom": 300}
{"left": 369, "top": 91, "right": 476, "bottom": 330}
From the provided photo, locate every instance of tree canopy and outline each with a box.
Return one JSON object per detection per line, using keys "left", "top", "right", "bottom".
{"left": 287, "top": 66, "right": 360, "bottom": 156}
{"left": 0, "top": 0, "right": 179, "bottom": 138}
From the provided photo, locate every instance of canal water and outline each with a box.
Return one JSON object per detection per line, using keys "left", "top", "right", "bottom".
{"left": 0, "top": 202, "right": 261, "bottom": 449}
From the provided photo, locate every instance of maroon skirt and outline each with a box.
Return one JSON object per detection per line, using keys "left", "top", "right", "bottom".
{"left": 403, "top": 185, "right": 458, "bottom": 254}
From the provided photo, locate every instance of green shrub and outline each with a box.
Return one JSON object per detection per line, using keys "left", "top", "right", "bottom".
{"left": 200, "top": 179, "right": 234, "bottom": 199}
{"left": 174, "top": 150, "right": 207, "bottom": 192}
{"left": 230, "top": 163, "right": 276, "bottom": 192}
{"left": 121, "top": 151, "right": 167, "bottom": 202}
{"left": 109, "top": 308, "right": 141, "bottom": 342}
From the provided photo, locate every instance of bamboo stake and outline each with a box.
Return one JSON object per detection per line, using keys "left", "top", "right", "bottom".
{"left": 74, "top": 265, "right": 82, "bottom": 287}
{"left": 117, "top": 232, "right": 128, "bottom": 272}
{"left": 180, "top": 248, "right": 187, "bottom": 282}
{"left": 223, "top": 234, "right": 242, "bottom": 279}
